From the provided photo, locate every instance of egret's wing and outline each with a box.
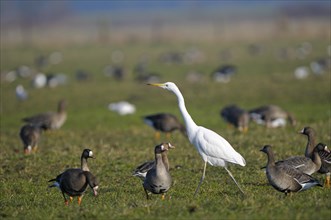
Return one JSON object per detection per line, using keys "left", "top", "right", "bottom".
{"left": 195, "top": 126, "right": 246, "bottom": 167}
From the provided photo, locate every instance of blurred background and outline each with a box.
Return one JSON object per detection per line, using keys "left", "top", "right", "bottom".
{"left": 1, "top": 0, "right": 330, "bottom": 120}
{"left": 1, "top": 0, "right": 330, "bottom": 46}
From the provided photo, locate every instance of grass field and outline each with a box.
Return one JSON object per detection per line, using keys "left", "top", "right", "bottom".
{"left": 1, "top": 37, "right": 330, "bottom": 219}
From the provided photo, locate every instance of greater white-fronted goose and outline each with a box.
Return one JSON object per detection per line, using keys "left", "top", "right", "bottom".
{"left": 49, "top": 169, "right": 99, "bottom": 205}
{"left": 22, "top": 100, "right": 67, "bottom": 131}
{"left": 274, "top": 143, "right": 327, "bottom": 175}
{"left": 300, "top": 127, "right": 331, "bottom": 188}
{"left": 143, "top": 113, "right": 186, "bottom": 139}
{"left": 19, "top": 124, "right": 42, "bottom": 154}
{"left": 142, "top": 143, "right": 173, "bottom": 199}
{"left": 220, "top": 104, "right": 250, "bottom": 133}
{"left": 133, "top": 143, "right": 174, "bottom": 181}
{"left": 249, "top": 105, "right": 296, "bottom": 128}
{"left": 260, "top": 145, "right": 322, "bottom": 195}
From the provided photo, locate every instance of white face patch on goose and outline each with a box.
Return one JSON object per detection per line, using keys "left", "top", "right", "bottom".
{"left": 161, "top": 144, "right": 165, "bottom": 151}
{"left": 89, "top": 151, "right": 93, "bottom": 157}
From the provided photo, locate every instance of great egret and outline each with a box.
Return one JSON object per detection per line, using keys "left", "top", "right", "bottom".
{"left": 148, "top": 82, "right": 246, "bottom": 196}
{"left": 22, "top": 100, "right": 67, "bottom": 130}
{"left": 260, "top": 145, "right": 322, "bottom": 195}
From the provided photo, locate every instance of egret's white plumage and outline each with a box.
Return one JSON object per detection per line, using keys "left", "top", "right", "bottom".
{"left": 148, "top": 82, "right": 246, "bottom": 196}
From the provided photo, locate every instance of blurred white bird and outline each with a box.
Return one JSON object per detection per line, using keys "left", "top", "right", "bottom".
{"left": 32, "top": 73, "right": 47, "bottom": 88}
{"left": 108, "top": 101, "right": 136, "bottom": 115}
{"left": 148, "top": 82, "right": 246, "bottom": 196}
{"left": 294, "top": 66, "right": 309, "bottom": 79}
{"left": 16, "top": 84, "right": 28, "bottom": 101}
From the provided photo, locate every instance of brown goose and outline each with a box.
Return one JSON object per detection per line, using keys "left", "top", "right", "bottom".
{"left": 22, "top": 100, "right": 67, "bottom": 131}
{"left": 220, "top": 104, "right": 250, "bottom": 133}
{"left": 274, "top": 143, "right": 327, "bottom": 175}
{"left": 143, "top": 113, "right": 186, "bottom": 139}
{"left": 19, "top": 124, "right": 42, "bottom": 154}
{"left": 49, "top": 169, "right": 99, "bottom": 205}
{"left": 260, "top": 145, "right": 322, "bottom": 195}
{"left": 143, "top": 143, "right": 173, "bottom": 199}
{"left": 49, "top": 149, "right": 97, "bottom": 205}
{"left": 249, "top": 105, "right": 296, "bottom": 128}
{"left": 300, "top": 127, "right": 331, "bottom": 188}
{"left": 133, "top": 143, "right": 174, "bottom": 181}
{"left": 300, "top": 127, "right": 317, "bottom": 158}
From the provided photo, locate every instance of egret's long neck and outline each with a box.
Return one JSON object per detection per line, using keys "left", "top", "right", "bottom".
{"left": 172, "top": 87, "right": 198, "bottom": 136}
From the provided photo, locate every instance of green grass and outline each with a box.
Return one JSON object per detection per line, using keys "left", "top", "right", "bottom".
{"left": 1, "top": 38, "right": 330, "bottom": 219}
